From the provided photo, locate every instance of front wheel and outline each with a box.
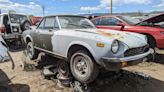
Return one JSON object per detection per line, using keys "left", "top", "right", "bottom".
{"left": 70, "top": 50, "right": 99, "bottom": 84}
{"left": 26, "top": 42, "right": 39, "bottom": 60}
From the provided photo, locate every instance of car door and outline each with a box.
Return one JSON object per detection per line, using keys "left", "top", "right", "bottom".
{"left": 33, "top": 18, "right": 45, "bottom": 48}
{"left": 94, "top": 17, "right": 123, "bottom": 30}
{"left": 37, "top": 16, "right": 59, "bottom": 51}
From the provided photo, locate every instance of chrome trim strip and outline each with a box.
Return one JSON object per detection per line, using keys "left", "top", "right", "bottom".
{"left": 34, "top": 46, "right": 66, "bottom": 58}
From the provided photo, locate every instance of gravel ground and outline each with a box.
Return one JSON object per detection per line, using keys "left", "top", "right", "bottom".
{"left": 0, "top": 49, "right": 164, "bottom": 92}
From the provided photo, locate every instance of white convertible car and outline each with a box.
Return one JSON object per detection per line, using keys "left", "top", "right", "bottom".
{"left": 22, "top": 15, "right": 153, "bottom": 84}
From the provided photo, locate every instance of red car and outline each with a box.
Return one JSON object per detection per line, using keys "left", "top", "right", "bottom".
{"left": 91, "top": 14, "right": 164, "bottom": 50}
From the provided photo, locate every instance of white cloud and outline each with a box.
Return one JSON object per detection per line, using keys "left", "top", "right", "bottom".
{"left": 80, "top": 7, "right": 99, "bottom": 11}
{"left": 80, "top": 0, "right": 152, "bottom": 11}
{"left": 0, "top": 0, "right": 42, "bottom": 16}
{"left": 154, "top": 0, "right": 164, "bottom": 8}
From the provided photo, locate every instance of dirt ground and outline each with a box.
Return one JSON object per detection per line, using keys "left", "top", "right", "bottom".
{"left": 0, "top": 49, "right": 164, "bottom": 92}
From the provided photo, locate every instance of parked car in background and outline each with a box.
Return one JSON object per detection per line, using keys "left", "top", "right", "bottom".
{"left": 91, "top": 14, "right": 164, "bottom": 51}
{"left": 23, "top": 15, "right": 152, "bottom": 84}
{"left": 0, "top": 13, "right": 31, "bottom": 44}
{"left": 29, "top": 16, "right": 42, "bottom": 26}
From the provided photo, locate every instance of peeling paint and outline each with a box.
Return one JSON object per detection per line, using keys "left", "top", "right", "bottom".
{"left": 97, "top": 30, "right": 125, "bottom": 40}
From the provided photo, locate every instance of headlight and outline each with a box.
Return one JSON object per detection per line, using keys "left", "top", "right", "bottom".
{"left": 111, "top": 40, "right": 119, "bottom": 54}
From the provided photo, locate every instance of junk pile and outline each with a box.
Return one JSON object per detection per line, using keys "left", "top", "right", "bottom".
{"left": 21, "top": 50, "right": 151, "bottom": 92}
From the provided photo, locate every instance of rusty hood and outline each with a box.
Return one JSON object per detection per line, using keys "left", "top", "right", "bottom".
{"left": 74, "top": 29, "right": 147, "bottom": 48}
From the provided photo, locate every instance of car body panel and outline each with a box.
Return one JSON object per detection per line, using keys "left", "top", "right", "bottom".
{"left": 50, "top": 28, "right": 148, "bottom": 64}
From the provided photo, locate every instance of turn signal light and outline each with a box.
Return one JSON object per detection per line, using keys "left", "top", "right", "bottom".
{"left": 121, "top": 62, "right": 128, "bottom": 67}
{"left": 97, "top": 42, "right": 105, "bottom": 47}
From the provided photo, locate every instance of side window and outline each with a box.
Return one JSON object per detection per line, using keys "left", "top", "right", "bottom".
{"left": 99, "top": 17, "right": 121, "bottom": 26}
{"left": 44, "top": 17, "right": 59, "bottom": 30}
{"left": 44, "top": 17, "right": 54, "bottom": 29}
{"left": 38, "top": 18, "right": 45, "bottom": 29}
{"left": 92, "top": 19, "right": 100, "bottom": 25}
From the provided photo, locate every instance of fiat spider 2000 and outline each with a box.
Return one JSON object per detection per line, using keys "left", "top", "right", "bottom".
{"left": 22, "top": 15, "right": 153, "bottom": 84}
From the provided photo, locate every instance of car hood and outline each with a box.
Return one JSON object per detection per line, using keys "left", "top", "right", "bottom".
{"left": 137, "top": 13, "right": 164, "bottom": 24}
{"left": 73, "top": 29, "right": 147, "bottom": 48}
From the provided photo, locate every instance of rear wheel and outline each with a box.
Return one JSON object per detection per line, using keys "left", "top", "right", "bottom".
{"left": 70, "top": 50, "right": 99, "bottom": 84}
{"left": 26, "top": 42, "right": 39, "bottom": 60}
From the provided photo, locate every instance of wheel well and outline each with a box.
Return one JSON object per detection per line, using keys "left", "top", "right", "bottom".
{"left": 26, "top": 37, "right": 31, "bottom": 44}
{"left": 142, "top": 33, "right": 157, "bottom": 47}
{"left": 67, "top": 44, "right": 95, "bottom": 61}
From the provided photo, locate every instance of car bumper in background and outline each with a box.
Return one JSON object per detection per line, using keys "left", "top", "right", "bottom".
{"left": 2, "top": 33, "right": 22, "bottom": 40}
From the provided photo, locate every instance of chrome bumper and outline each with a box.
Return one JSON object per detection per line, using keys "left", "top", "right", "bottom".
{"left": 100, "top": 49, "right": 154, "bottom": 71}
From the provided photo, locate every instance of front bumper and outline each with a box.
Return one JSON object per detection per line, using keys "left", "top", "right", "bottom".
{"left": 100, "top": 49, "right": 154, "bottom": 71}
{"left": 2, "top": 33, "right": 22, "bottom": 40}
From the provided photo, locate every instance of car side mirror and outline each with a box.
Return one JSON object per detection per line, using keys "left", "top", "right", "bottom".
{"left": 116, "top": 22, "right": 125, "bottom": 30}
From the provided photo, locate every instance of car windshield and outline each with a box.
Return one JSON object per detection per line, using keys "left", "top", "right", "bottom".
{"left": 58, "top": 16, "right": 96, "bottom": 29}
{"left": 9, "top": 14, "right": 28, "bottom": 23}
{"left": 118, "top": 16, "right": 141, "bottom": 25}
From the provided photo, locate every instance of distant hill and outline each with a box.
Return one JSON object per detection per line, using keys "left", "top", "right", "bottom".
{"left": 80, "top": 11, "right": 164, "bottom": 17}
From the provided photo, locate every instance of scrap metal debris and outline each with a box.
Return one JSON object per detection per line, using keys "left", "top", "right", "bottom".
{"left": 20, "top": 50, "right": 37, "bottom": 71}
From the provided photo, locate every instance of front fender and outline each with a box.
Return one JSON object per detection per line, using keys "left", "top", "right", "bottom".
{"left": 66, "top": 41, "right": 98, "bottom": 63}
{"left": 24, "top": 35, "right": 33, "bottom": 44}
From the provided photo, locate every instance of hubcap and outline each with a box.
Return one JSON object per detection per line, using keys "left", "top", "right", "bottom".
{"left": 73, "top": 56, "right": 88, "bottom": 77}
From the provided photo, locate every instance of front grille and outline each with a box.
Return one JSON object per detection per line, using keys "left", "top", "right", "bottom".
{"left": 124, "top": 46, "right": 149, "bottom": 57}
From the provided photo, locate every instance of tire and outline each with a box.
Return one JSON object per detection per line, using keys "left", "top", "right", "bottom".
{"left": 147, "top": 35, "right": 156, "bottom": 49}
{"left": 26, "top": 42, "right": 39, "bottom": 60}
{"left": 70, "top": 50, "right": 99, "bottom": 84}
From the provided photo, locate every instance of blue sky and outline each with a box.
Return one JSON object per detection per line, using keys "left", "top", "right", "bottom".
{"left": 0, "top": 0, "right": 164, "bottom": 16}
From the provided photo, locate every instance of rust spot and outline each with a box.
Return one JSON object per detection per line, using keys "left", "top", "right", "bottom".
{"left": 97, "top": 30, "right": 112, "bottom": 36}
{"left": 97, "top": 30, "right": 125, "bottom": 40}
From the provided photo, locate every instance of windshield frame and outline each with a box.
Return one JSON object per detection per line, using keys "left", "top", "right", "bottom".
{"left": 57, "top": 16, "right": 96, "bottom": 29}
